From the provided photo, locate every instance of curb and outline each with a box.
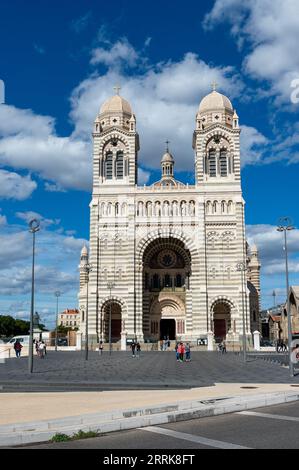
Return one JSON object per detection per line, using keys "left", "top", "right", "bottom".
{"left": 1, "top": 390, "right": 299, "bottom": 447}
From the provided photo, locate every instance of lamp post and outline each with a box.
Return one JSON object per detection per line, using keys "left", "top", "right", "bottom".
{"left": 277, "top": 217, "right": 295, "bottom": 377}
{"left": 107, "top": 282, "right": 115, "bottom": 356}
{"left": 236, "top": 262, "right": 247, "bottom": 363}
{"left": 28, "top": 219, "right": 40, "bottom": 374}
{"left": 54, "top": 291, "right": 61, "bottom": 351}
{"left": 84, "top": 263, "right": 92, "bottom": 361}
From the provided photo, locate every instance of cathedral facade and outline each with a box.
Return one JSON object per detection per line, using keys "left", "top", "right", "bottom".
{"left": 78, "top": 87, "right": 260, "bottom": 347}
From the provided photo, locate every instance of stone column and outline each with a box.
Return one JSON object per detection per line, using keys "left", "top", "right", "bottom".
{"left": 207, "top": 330, "right": 214, "bottom": 351}
{"left": 76, "top": 332, "right": 82, "bottom": 351}
{"left": 253, "top": 330, "right": 260, "bottom": 351}
{"left": 121, "top": 331, "right": 127, "bottom": 351}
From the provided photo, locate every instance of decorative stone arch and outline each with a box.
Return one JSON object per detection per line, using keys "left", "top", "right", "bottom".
{"left": 150, "top": 295, "right": 186, "bottom": 318}
{"left": 136, "top": 229, "right": 200, "bottom": 269}
{"left": 99, "top": 296, "right": 128, "bottom": 342}
{"left": 202, "top": 129, "right": 235, "bottom": 152}
{"left": 99, "top": 133, "right": 130, "bottom": 156}
{"left": 210, "top": 296, "right": 236, "bottom": 340}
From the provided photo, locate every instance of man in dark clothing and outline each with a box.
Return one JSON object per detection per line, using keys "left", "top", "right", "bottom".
{"left": 14, "top": 340, "right": 23, "bottom": 358}
{"left": 131, "top": 341, "right": 136, "bottom": 358}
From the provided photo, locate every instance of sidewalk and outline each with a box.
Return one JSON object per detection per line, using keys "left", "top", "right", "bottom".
{"left": 1, "top": 383, "right": 299, "bottom": 446}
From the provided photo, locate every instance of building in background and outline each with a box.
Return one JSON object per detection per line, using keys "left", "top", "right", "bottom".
{"left": 59, "top": 309, "right": 80, "bottom": 329}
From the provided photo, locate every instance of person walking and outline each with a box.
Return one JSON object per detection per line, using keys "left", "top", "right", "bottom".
{"left": 136, "top": 342, "right": 141, "bottom": 359}
{"left": 35, "top": 339, "right": 40, "bottom": 356}
{"left": 221, "top": 340, "right": 227, "bottom": 354}
{"left": 179, "top": 342, "right": 185, "bottom": 362}
{"left": 99, "top": 341, "right": 104, "bottom": 355}
{"left": 185, "top": 342, "right": 191, "bottom": 362}
{"left": 131, "top": 341, "right": 136, "bottom": 358}
{"left": 175, "top": 342, "right": 179, "bottom": 361}
{"left": 38, "top": 341, "right": 46, "bottom": 359}
{"left": 14, "top": 340, "right": 22, "bottom": 358}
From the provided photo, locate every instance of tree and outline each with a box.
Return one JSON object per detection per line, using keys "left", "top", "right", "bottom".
{"left": 14, "top": 319, "right": 30, "bottom": 335}
{"left": 0, "top": 316, "right": 18, "bottom": 337}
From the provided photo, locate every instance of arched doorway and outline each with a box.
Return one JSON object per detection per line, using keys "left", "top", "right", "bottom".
{"left": 102, "top": 302, "right": 122, "bottom": 343}
{"left": 142, "top": 237, "right": 191, "bottom": 342}
{"left": 212, "top": 300, "right": 231, "bottom": 342}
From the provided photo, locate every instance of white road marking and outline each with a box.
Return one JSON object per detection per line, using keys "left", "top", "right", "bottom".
{"left": 238, "top": 411, "right": 299, "bottom": 422}
{"left": 141, "top": 426, "right": 251, "bottom": 449}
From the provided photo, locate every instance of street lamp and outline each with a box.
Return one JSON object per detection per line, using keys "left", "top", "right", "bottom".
{"left": 107, "top": 282, "right": 115, "bottom": 356}
{"left": 84, "top": 263, "right": 92, "bottom": 361}
{"left": 28, "top": 219, "right": 40, "bottom": 374}
{"left": 54, "top": 291, "right": 61, "bottom": 351}
{"left": 277, "top": 216, "right": 295, "bottom": 377}
{"left": 236, "top": 261, "right": 247, "bottom": 363}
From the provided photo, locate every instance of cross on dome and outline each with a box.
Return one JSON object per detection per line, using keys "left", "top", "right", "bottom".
{"left": 113, "top": 85, "right": 121, "bottom": 95}
{"left": 211, "top": 81, "right": 218, "bottom": 92}
{"left": 165, "top": 140, "right": 170, "bottom": 152}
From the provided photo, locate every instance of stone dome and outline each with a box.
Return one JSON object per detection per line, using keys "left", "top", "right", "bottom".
{"left": 199, "top": 90, "right": 233, "bottom": 113}
{"left": 100, "top": 95, "right": 132, "bottom": 115}
{"left": 161, "top": 151, "right": 174, "bottom": 163}
{"left": 81, "top": 245, "right": 88, "bottom": 256}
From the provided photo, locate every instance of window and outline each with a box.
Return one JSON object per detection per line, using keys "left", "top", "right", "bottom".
{"left": 219, "top": 150, "right": 228, "bottom": 176}
{"left": 208, "top": 150, "right": 216, "bottom": 177}
{"left": 116, "top": 152, "right": 124, "bottom": 179}
{"left": 164, "top": 274, "right": 172, "bottom": 288}
{"left": 105, "top": 153, "right": 113, "bottom": 179}
{"left": 153, "top": 274, "right": 160, "bottom": 289}
{"left": 176, "top": 274, "right": 182, "bottom": 287}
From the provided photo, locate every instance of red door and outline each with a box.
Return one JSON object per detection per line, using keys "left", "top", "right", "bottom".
{"left": 214, "top": 319, "right": 226, "bottom": 340}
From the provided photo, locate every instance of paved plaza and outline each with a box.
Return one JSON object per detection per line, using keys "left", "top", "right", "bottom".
{"left": 1, "top": 351, "right": 298, "bottom": 392}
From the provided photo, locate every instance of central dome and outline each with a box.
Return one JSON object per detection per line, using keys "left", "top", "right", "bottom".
{"left": 199, "top": 90, "right": 233, "bottom": 113}
{"left": 100, "top": 95, "right": 132, "bottom": 115}
{"left": 161, "top": 151, "right": 174, "bottom": 163}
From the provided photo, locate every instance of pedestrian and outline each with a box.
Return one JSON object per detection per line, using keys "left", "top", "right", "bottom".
{"left": 160, "top": 339, "right": 163, "bottom": 351}
{"left": 14, "top": 340, "right": 22, "bottom": 358}
{"left": 38, "top": 341, "right": 46, "bottom": 359}
{"left": 131, "top": 341, "right": 136, "bottom": 358}
{"left": 179, "top": 342, "right": 185, "bottom": 362}
{"left": 136, "top": 342, "right": 141, "bottom": 359}
{"left": 99, "top": 341, "right": 103, "bottom": 355}
{"left": 35, "top": 339, "right": 40, "bottom": 356}
{"left": 175, "top": 342, "right": 179, "bottom": 361}
{"left": 221, "top": 340, "right": 227, "bottom": 354}
{"left": 185, "top": 342, "right": 191, "bottom": 362}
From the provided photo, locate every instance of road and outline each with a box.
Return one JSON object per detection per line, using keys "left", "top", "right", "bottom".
{"left": 17, "top": 400, "right": 299, "bottom": 449}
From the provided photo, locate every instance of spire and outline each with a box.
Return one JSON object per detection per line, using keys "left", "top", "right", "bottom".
{"left": 211, "top": 80, "right": 218, "bottom": 92}
{"left": 113, "top": 84, "right": 121, "bottom": 95}
{"left": 161, "top": 142, "right": 174, "bottom": 179}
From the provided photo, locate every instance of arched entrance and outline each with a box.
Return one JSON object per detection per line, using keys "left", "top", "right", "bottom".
{"left": 142, "top": 237, "right": 191, "bottom": 342}
{"left": 160, "top": 319, "right": 175, "bottom": 340}
{"left": 212, "top": 300, "right": 231, "bottom": 342}
{"left": 102, "top": 302, "right": 122, "bottom": 343}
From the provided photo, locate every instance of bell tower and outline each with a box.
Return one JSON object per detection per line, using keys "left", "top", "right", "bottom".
{"left": 93, "top": 87, "right": 140, "bottom": 190}
{"left": 193, "top": 83, "right": 241, "bottom": 187}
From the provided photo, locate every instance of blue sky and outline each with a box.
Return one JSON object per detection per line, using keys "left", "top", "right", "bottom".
{"left": 0, "top": 0, "right": 298, "bottom": 328}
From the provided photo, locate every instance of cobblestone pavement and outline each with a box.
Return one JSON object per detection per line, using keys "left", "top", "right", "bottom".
{"left": 1, "top": 351, "right": 298, "bottom": 392}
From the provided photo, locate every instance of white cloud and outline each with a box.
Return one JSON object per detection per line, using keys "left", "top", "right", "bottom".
{"left": 70, "top": 11, "right": 92, "bottom": 33}
{"left": 90, "top": 38, "right": 139, "bottom": 68}
{"left": 70, "top": 44, "right": 247, "bottom": 171}
{"left": 15, "top": 211, "right": 60, "bottom": 228}
{"left": 0, "top": 213, "right": 6, "bottom": 225}
{"left": 204, "top": 0, "right": 299, "bottom": 106}
{"left": 0, "top": 36, "right": 269, "bottom": 193}
{"left": 240, "top": 125, "right": 269, "bottom": 166}
{"left": 0, "top": 216, "right": 88, "bottom": 300}
{"left": 0, "top": 169, "right": 37, "bottom": 200}
{"left": 246, "top": 224, "right": 299, "bottom": 275}
{"left": 138, "top": 168, "right": 151, "bottom": 185}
